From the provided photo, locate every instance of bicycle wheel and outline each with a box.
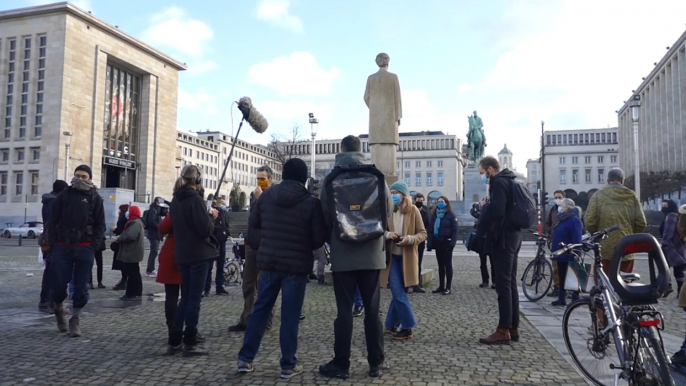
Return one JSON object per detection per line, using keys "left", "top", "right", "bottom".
{"left": 563, "top": 298, "right": 623, "bottom": 386}
{"left": 224, "top": 262, "right": 240, "bottom": 284}
{"left": 633, "top": 326, "right": 675, "bottom": 386}
{"left": 521, "top": 257, "right": 553, "bottom": 302}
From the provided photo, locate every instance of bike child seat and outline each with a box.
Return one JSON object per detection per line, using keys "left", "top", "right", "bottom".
{"left": 609, "top": 234, "right": 670, "bottom": 306}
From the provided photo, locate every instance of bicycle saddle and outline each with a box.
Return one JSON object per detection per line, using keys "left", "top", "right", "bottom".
{"left": 609, "top": 233, "right": 670, "bottom": 305}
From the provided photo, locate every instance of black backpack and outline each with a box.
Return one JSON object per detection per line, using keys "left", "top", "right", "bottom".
{"left": 324, "top": 164, "right": 388, "bottom": 244}
{"left": 141, "top": 210, "right": 150, "bottom": 230}
{"left": 507, "top": 179, "right": 537, "bottom": 230}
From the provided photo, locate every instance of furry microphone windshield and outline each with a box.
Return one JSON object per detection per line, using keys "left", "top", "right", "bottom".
{"left": 237, "top": 96, "right": 268, "bottom": 133}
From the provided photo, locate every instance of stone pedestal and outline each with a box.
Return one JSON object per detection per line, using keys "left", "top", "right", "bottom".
{"left": 99, "top": 188, "right": 135, "bottom": 232}
{"left": 371, "top": 143, "right": 398, "bottom": 185}
{"left": 455, "top": 165, "right": 488, "bottom": 227}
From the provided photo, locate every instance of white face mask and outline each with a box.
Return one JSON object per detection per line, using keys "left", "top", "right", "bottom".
{"left": 554, "top": 199, "right": 563, "bottom": 206}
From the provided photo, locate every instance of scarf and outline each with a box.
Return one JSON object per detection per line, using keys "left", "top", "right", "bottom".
{"left": 71, "top": 177, "right": 95, "bottom": 192}
{"left": 434, "top": 208, "right": 446, "bottom": 238}
{"left": 557, "top": 208, "right": 578, "bottom": 223}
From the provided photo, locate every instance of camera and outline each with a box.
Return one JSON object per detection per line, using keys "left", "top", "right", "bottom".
{"left": 470, "top": 203, "right": 480, "bottom": 219}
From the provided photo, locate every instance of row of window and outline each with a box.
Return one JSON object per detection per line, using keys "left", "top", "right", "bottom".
{"left": 0, "top": 170, "right": 39, "bottom": 196}
{"left": 179, "top": 145, "right": 278, "bottom": 176}
{"left": 559, "top": 155, "right": 617, "bottom": 165}
{"left": 559, "top": 168, "right": 606, "bottom": 185}
{"left": 0, "top": 147, "right": 40, "bottom": 163}
{"left": 402, "top": 171, "right": 445, "bottom": 187}
{"left": 397, "top": 160, "right": 444, "bottom": 169}
{"left": 547, "top": 132, "right": 617, "bottom": 146}
{"left": 290, "top": 138, "right": 457, "bottom": 156}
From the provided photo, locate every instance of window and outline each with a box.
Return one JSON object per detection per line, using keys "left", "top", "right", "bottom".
{"left": 103, "top": 64, "right": 141, "bottom": 168}
{"left": 585, "top": 169, "right": 592, "bottom": 183}
{"left": 585, "top": 156, "right": 591, "bottom": 164}
{"left": 611, "top": 155, "right": 617, "bottom": 163}
{"left": 405, "top": 161, "right": 410, "bottom": 169}
{"left": 559, "top": 157, "right": 566, "bottom": 164}
{"left": 416, "top": 173, "right": 421, "bottom": 187}
{"left": 427, "top": 172, "right": 433, "bottom": 186}
{"left": 438, "top": 172, "right": 444, "bottom": 186}
{"left": 547, "top": 135, "right": 551, "bottom": 145}
{"left": 0, "top": 172, "right": 6, "bottom": 196}
{"left": 30, "top": 172, "right": 38, "bottom": 195}
{"left": 437, "top": 160, "right": 443, "bottom": 168}
{"left": 559, "top": 169, "right": 567, "bottom": 184}
{"left": 16, "top": 148, "right": 24, "bottom": 162}
{"left": 405, "top": 173, "right": 410, "bottom": 186}
{"left": 426, "top": 161, "right": 432, "bottom": 168}
{"left": 34, "top": 127, "right": 41, "bottom": 138}
{"left": 572, "top": 169, "right": 579, "bottom": 184}
{"left": 598, "top": 156, "right": 604, "bottom": 163}
{"left": 612, "top": 133, "right": 617, "bottom": 143}
{"left": 31, "top": 148, "right": 40, "bottom": 161}
{"left": 416, "top": 161, "right": 421, "bottom": 168}
{"left": 601, "top": 133, "right": 606, "bottom": 143}
{"left": 0, "top": 149, "right": 8, "bottom": 162}
{"left": 584, "top": 133, "right": 589, "bottom": 143}
{"left": 574, "top": 134, "right": 578, "bottom": 144}
{"left": 572, "top": 156, "right": 578, "bottom": 164}
{"left": 598, "top": 168, "right": 605, "bottom": 184}
{"left": 563, "top": 135, "right": 567, "bottom": 144}
{"left": 14, "top": 172, "right": 22, "bottom": 195}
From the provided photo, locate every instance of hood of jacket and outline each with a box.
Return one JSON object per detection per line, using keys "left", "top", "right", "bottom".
{"left": 173, "top": 186, "right": 201, "bottom": 201}
{"left": 492, "top": 168, "right": 516, "bottom": 181}
{"left": 42, "top": 192, "right": 57, "bottom": 205}
{"left": 268, "top": 180, "right": 311, "bottom": 208}
{"left": 334, "top": 151, "right": 366, "bottom": 167}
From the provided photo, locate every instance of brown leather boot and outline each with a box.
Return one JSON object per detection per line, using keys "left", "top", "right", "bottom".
{"left": 479, "top": 327, "right": 511, "bottom": 345}
{"left": 509, "top": 328, "right": 519, "bottom": 342}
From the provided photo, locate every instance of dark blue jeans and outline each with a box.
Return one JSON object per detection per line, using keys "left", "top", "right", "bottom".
{"left": 51, "top": 245, "right": 94, "bottom": 309}
{"left": 238, "top": 271, "right": 307, "bottom": 370}
{"left": 354, "top": 286, "right": 363, "bottom": 307}
{"left": 147, "top": 238, "right": 160, "bottom": 274}
{"left": 205, "top": 242, "right": 226, "bottom": 291}
{"left": 170, "top": 260, "right": 211, "bottom": 346}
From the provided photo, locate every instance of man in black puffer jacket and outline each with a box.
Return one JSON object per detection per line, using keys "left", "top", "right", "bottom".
{"left": 236, "top": 158, "right": 326, "bottom": 379}
{"left": 168, "top": 165, "right": 218, "bottom": 357}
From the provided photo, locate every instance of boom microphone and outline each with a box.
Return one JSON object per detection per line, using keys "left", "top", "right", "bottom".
{"left": 237, "top": 96, "right": 268, "bottom": 133}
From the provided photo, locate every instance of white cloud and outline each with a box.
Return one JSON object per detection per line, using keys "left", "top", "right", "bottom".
{"left": 401, "top": 89, "right": 435, "bottom": 120}
{"left": 256, "top": 0, "right": 303, "bottom": 33}
{"left": 261, "top": 99, "right": 335, "bottom": 124}
{"left": 187, "top": 60, "right": 219, "bottom": 75}
{"left": 178, "top": 88, "right": 218, "bottom": 116}
{"left": 458, "top": 83, "right": 473, "bottom": 93}
{"left": 248, "top": 52, "right": 340, "bottom": 96}
{"left": 142, "top": 7, "right": 213, "bottom": 57}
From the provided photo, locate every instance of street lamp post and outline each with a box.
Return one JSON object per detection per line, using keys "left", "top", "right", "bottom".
{"left": 63, "top": 131, "right": 73, "bottom": 180}
{"left": 308, "top": 113, "right": 319, "bottom": 178}
{"left": 540, "top": 121, "right": 546, "bottom": 234}
{"left": 630, "top": 95, "right": 641, "bottom": 202}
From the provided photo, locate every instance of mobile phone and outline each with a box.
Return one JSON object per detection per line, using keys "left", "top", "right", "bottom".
{"left": 395, "top": 236, "right": 404, "bottom": 245}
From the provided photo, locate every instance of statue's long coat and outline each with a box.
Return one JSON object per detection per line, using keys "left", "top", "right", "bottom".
{"left": 364, "top": 68, "right": 402, "bottom": 145}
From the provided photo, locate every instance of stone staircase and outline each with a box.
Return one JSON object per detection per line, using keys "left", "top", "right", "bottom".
{"left": 227, "top": 211, "right": 249, "bottom": 237}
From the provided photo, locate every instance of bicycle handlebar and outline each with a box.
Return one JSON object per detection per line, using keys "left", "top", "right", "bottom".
{"left": 551, "top": 224, "right": 620, "bottom": 257}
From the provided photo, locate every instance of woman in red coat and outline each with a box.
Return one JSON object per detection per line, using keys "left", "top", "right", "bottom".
{"left": 156, "top": 214, "right": 181, "bottom": 332}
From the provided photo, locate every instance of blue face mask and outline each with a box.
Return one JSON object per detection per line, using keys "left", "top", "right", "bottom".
{"left": 125, "top": 212, "right": 129, "bottom": 220}
{"left": 437, "top": 202, "right": 447, "bottom": 210}
{"left": 220, "top": 205, "right": 227, "bottom": 211}
{"left": 557, "top": 206, "right": 564, "bottom": 214}
{"left": 392, "top": 194, "right": 401, "bottom": 206}
{"left": 480, "top": 173, "right": 489, "bottom": 184}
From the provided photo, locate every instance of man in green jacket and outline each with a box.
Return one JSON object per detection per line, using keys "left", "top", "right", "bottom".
{"left": 318, "top": 135, "right": 393, "bottom": 380}
{"left": 584, "top": 168, "right": 646, "bottom": 274}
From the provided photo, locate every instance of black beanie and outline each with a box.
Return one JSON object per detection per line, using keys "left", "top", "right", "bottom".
{"left": 75, "top": 164, "right": 92, "bottom": 179}
{"left": 53, "top": 180, "right": 68, "bottom": 193}
{"left": 283, "top": 158, "right": 308, "bottom": 184}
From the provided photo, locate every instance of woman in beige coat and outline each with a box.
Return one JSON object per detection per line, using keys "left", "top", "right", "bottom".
{"left": 380, "top": 181, "right": 427, "bottom": 340}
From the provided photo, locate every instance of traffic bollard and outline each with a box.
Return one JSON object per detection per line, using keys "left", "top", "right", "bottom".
{"left": 18, "top": 234, "right": 22, "bottom": 246}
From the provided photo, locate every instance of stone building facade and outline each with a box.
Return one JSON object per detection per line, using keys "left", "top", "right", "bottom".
{"left": 0, "top": 3, "right": 185, "bottom": 224}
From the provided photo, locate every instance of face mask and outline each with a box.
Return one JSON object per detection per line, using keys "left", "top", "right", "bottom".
{"left": 554, "top": 199, "right": 563, "bottom": 206}
{"left": 71, "top": 177, "right": 94, "bottom": 192}
{"left": 220, "top": 205, "right": 227, "bottom": 211}
{"left": 437, "top": 202, "right": 447, "bottom": 210}
{"left": 480, "top": 173, "right": 489, "bottom": 184}
{"left": 257, "top": 179, "right": 269, "bottom": 191}
{"left": 392, "top": 194, "right": 401, "bottom": 206}
{"left": 125, "top": 212, "right": 130, "bottom": 220}
{"left": 661, "top": 207, "right": 670, "bottom": 215}
{"left": 415, "top": 201, "right": 423, "bottom": 209}
{"left": 557, "top": 206, "right": 563, "bottom": 214}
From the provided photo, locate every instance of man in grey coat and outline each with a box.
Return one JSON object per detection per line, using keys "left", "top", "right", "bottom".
{"left": 318, "top": 135, "right": 393, "bottom": 380}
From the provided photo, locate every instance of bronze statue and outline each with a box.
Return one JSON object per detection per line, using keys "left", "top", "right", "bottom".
{"left": 467, "top": 111, "right": 486, "bottom": 162}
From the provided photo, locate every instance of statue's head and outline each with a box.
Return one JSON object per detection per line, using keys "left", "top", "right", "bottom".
{"left": 375, "top": 53, "right": 390, "bottom": 68}
{"left": 473, "top": 110, "right": 478, "bottom": 117}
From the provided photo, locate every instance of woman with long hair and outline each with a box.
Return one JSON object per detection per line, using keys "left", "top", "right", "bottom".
{"left": 380, "top": 181, "right": 427, "bottom": 340}
{"left": 427, "top": 196, "right": 458, "bottom": 295}
{"left": 111, "top": 204, "right": 130, "bottom": 291}
{"left": 115, "top": 206, "right": 145, "bottom": 301}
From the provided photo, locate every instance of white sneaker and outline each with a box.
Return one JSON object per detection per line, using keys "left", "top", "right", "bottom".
{"left": 146, "top": 271, "right": 157, "bottom": 278}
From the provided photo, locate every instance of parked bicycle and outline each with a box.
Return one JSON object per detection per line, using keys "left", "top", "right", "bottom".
{"left": 224, "top": 235, "right": 245, "bottom": 285}
{"left": 558, "top": 225, "right": 675, "bottom": 386}
{"left": 521, "top": 230, "right": 554, "bottom": 301}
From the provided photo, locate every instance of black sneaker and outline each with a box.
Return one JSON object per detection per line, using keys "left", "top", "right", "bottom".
{"left": 431, "top": 287, "right": 445, "bottom": 294}
{"left": 236, "top": 360, "right": 254, "bottom": 374}
{"left": 384, "top": 326, "right": 401, "bottom": 335}
{"left": 479, "top": 282, "right": 489, "bottom": 288}
{"left": 216, "top": 287, "right": 229, "bottom": 296}
{"left": 183, "top": 344, "right": 209, "bottom": 357}
{"left": 369, "top": 362, "right": 391, "bottom": 377}
{"left": 299, "top": 314, "right": 306, "bottom": 321}
{"left": 412, "top": 286, "right": 426, "bottom": 293}
{"left": 353, "top": 306, "right": 364, "bottom": 317}
{"left": 319, "top": 361, "right": 350, "bottom": 379}
{"left": 393, "top": 328, "right": 413, "bottom": 340}
{"left": 228, "top": 324, "right": 246, "bottom": 333}
{"left": 443, "top": 289, "right": 452, "bottom": 295}
{"left": 196, "top": 333, "right": 206, "bottom": 344}
{"left": 672, "top": 350, "right": 686, "bottom": 366}
{"left": 166, "top": 344, "right": 182, "bottom": 355}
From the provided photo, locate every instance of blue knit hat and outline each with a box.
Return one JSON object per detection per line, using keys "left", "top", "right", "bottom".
{"left": 390, "top": 181, "right": 409, "bottom": 197}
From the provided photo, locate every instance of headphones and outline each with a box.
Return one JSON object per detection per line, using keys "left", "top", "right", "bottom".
{"left": 183, "top": 165, "right": 203, "bottom": 186}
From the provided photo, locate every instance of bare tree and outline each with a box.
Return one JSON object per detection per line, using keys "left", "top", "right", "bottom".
{"left": 269, "top": 124, "right": 305, "bottom": 167}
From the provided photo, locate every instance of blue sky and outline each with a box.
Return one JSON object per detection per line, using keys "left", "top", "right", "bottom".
{"left": 16, "top": 0, "right": 686, "bottom": 171}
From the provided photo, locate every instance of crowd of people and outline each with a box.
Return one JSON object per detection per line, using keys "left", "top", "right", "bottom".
{"left": 35, "top": 135, "right": 686, "bottom": 376}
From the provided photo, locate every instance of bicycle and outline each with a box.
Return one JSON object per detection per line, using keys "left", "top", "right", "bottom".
{"left": 558, "top": 225, "right": 675, "bottom": 386}
{"left": 521, "top": 230, "right": 554, "bottom": 301}
{"left": 224, "top": 235, "right": 245, "bottom": 285}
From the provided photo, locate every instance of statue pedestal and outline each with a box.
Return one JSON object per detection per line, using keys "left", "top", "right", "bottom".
{"left": 454, "top": 165, "right": 488, "bottom": 226}
{"left": 370, "top": 143, "right": 398, "bottom": 186}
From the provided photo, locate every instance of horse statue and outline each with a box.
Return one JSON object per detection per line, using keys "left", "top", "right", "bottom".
{"left": 467, "top": 114, "right": 486, "bottom": 163}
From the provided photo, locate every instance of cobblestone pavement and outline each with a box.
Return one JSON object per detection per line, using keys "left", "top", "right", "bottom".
{"left": 0, "top": 242, "right": 682, "bottom": 386}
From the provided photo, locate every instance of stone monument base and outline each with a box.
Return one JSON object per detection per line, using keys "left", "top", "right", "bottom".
{"left": 454, "top": 165, "right": 488, "bottom": 227}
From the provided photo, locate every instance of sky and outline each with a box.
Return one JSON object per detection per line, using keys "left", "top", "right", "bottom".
{"left": 15, "top": 0, "right": 686, "bottom": 172}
